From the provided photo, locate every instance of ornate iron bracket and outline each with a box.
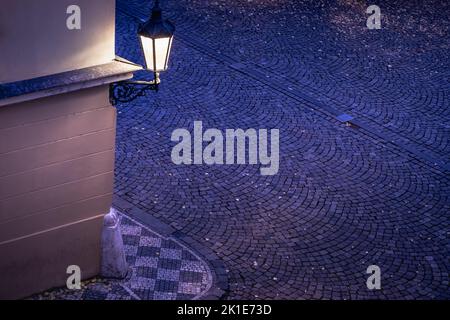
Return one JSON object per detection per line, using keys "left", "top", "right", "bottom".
{"left": 109, "top": 80, "right": 159, "bottom": 105}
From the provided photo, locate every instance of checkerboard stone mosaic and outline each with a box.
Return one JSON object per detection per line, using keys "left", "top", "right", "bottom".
{"left": 29, "top": 214, "right": 213, "bottom": 300}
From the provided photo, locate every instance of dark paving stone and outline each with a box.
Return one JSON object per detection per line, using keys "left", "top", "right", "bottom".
{"left": 114, "top": 0, "right": 450, "bottom": 300}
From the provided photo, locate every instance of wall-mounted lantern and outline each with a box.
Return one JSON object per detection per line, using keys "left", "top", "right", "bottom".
{"left": 110, "top": 0, "right": 175, "bottom": 104}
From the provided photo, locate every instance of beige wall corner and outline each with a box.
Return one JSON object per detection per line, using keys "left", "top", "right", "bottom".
{"left": 0, "top": 0, "right": 116, "bottom": 83}
{"left": 0, "top": 86, "right": 116, "bottom": 299}
{"left": 0, "top": 0, "right": 143, "bottom": 299}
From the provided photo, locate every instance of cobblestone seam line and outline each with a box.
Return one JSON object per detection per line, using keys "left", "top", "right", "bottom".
{"left": 113, "top": 195, "right": 229, "bottom": 300}
{"left": 116, "top": 4, "right": 450, "bottom": 174}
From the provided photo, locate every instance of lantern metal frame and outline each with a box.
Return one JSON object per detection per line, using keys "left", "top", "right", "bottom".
{"left": 110, "top": 0, "right": 174, "bottom": 105}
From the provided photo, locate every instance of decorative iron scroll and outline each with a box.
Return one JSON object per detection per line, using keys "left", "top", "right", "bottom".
{"left": 109, "top": 80, "right": 158, "bottom": 105}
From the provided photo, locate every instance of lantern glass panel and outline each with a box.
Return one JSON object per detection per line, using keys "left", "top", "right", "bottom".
{"left": 140, "top": 36, "right": 173, "bottom": 72}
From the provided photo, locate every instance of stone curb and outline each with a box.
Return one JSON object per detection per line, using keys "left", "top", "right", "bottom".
{"left": 113, "top": 195, "right": 229, "bottom": 300}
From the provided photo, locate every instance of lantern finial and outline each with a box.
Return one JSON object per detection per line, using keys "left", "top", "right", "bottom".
{"left": 151, "top": 0, "right": 162, "bottom": 21}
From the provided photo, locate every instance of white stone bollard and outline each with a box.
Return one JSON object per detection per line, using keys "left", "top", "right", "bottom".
{"left": 101, "top": 208, "right": 128, "bottom": 278}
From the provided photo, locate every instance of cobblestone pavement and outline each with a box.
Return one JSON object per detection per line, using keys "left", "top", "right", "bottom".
{"left": 114, "top": 0, "right": 449, "bottom": 299}
{"left": 30, "top": 212, "right": 213, "bottom": 300}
